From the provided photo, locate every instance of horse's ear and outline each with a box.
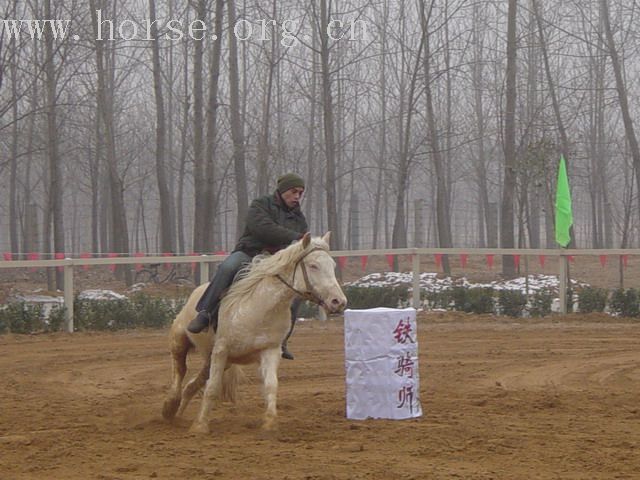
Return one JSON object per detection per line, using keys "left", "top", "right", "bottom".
{"left": 321, "top": 231, "right": 331, "bottom": 245}
{"left": 302, "top": 232, "right": 311, "bottom": 249}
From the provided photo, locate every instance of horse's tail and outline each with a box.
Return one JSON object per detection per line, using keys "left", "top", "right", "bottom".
{"left": 221, "top": 364, "right": 244, "bottom": 403}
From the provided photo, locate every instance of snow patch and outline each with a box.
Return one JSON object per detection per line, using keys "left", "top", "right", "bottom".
{"left": 77, "top": 289, "right": 128, "bottom": 301}
{"left": 347, "top": 272, "right": 587, "bottom": 294}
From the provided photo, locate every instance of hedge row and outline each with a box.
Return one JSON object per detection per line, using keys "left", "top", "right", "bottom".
{"left": 3, "top": 287, "right": 639, "bottom": 334}
{"left": 347, "top": 285, "right": 640, "bottom": 318}
{"left": 0, "top": 293, "right": 186, "bottom": 334}
{"left": 423, "top": 287, "right": 552, "bottom": 317}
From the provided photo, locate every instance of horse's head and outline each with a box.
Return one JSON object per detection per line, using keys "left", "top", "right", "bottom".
{"left": 292, "top": 232, "right": 347, "bottom": 314}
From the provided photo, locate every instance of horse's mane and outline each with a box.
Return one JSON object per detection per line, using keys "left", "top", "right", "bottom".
{"left": 222, "top": 236, "right": 330, "bottom": 312}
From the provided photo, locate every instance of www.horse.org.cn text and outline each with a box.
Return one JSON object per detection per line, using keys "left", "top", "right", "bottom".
{"left": 2, "top": 12, "right": 372, "bottom": 48}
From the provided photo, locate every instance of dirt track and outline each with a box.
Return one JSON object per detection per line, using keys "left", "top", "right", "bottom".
{"left": 1, "top": 313, "right": 639, "bottom": 480}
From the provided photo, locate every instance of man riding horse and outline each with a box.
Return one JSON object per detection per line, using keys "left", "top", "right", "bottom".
{"left": 187, "top": 173, "right": 308, "bottom": 360}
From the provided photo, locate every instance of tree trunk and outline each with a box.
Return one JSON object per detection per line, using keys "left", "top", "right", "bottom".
{"left": 23, "top": 38, "right": 39, "bottom": 255}
{"left": 420, "top": 0, "right": 451, "bottom": 273}
{"left": 44, "top": 0, "right": 65, "bottom": 288}
{"left": 501, "top": 0, "right": 517, "bottom": 277}
{"left": 204, "top": 0, "right": 225, "bottom": 248}
{"left": 177, "top": 32, "right": 190, "bottom": 254}
{"left": 9, "top": 39, "right": 19, "bottom": 254}
{"left": 227, "top": 0, "right": 249, "bottom": 238}
{"left": 191, "top": 0, "right": 206, "bottom": 254}
{"left": 149, "top": 0, "right": 175, "bottom": 254}
{"left": 91, "top": 106, "right": 102, "bottom": 254}
{"left": 372, "top": 0, "right": 388, "bottom": 250}
{"left": 304, "top": 20, "right": 318, "bottom": 230}
{"left": 472, "top": 4, "right": 490, "bottom": 248}
{"left": 256, "top": 0, "right": 278, "bottom": 197}
{"left": 319, "top": 0, "right": 340, "bottom": 249}
{"left": 524, "top": 1, "right": 540, "bottom": 249}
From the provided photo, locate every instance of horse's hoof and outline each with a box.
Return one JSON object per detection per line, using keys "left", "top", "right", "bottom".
{"left": 189, "top": 421, "right": 210, "bottom": 435}
{"left": 262, "top": 416, "right": 277, "bottom": 431}
{"left": 162, "top": 398, "right": 180, "bottom": 420}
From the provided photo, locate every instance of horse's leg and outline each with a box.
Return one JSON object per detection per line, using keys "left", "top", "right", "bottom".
{"left": 190, "top": 343, "right": 228, "bottom": 434}
{"left": 176, "top": 355, "right": 210, "bottom": 417}
{"left": 162, "top": 330, "right": 191, "bottom": 420}
{"left": 259, "top": 347, "right": 282, "bottom": 430}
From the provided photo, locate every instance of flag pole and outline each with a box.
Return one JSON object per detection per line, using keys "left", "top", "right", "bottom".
{"left": 559, "top": 254, "right": 568, "bottom": 314}
{"left": 555, "top": 155, "right": 573, "bottom": 314}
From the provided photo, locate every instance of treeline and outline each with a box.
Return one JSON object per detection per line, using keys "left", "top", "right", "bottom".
{"left": 1, "top": 0, "right": 640, "bottom": 289}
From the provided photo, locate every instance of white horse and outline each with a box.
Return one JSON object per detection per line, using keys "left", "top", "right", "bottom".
{"left": 162, "top": 232, "right": 347, "bottom": 433}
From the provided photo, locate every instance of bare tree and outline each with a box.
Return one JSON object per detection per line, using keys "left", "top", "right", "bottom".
{"left": 372, "top": 0, "right": 389, "bottom": 250}
{"left": 43, "top": 0, "right": 65, "bottom": 288}
{"left": 391, "top": 2, "right": 424, "bottom": 252}
{"left": 317, "top": 0, "right": 340, "bottom": 249}
{"left": 471, "top": 2, "right": 493, "bottom": 248}
{"left": 228, "top": 0, "right": 249, "bottom": 237}
{"left": 191, "top": 0, "right": 207, "bottom": 254}
{"left": 8, "top": 1, "right": 20, "bottom": 255}
{"left": 203, "top": 0, "right": 225, "bottom": 249}
{"left": 256, "top": 0, "right": 279, "bottom": 197}
{"left": 420, "top": 0, "right": 452, "bottom": 273}
{"left": 501, "top": 0, "right": 517, "bottom": 276}
{"left": 149, "top": 0, "right": 175, "bottom": 254}
{"left": 600, "top": 0, "right": 640, "bottom": 220}
{"left": 89, "top": 0, "right": 130, "bottom": 281}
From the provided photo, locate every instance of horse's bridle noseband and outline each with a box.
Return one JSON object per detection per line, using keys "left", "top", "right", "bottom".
{"left": 275, "top": 247, "right": 329, "bottom": 308}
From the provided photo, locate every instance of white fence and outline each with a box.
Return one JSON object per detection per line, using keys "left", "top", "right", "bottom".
{"left": 2, "top": 247, "right": 639, "bottom": 333}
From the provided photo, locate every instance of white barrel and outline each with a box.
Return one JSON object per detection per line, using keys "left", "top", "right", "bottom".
{"left": 344, "top": 307, "right": 422, "bottom": 420}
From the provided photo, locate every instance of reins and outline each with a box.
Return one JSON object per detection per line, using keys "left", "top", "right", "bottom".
{"left": 275, "top": 247, "right": 328, "bottom": 308}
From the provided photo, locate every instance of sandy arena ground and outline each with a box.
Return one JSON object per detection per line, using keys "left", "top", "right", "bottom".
{"left": 1, "top": 313, "right": 639, "bottom": 480}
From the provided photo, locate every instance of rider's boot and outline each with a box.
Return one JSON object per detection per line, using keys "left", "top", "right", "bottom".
{"left": 280, "top": 314, "right": 297, "bottom": 360}
{"left": 187, "top": 310, "right": 212, "bottom": 333}
{"left": 187, "top": 303, "right": 221, "bottom": 334}
{"left": 281, "top": 343, "right": 294, "bottom": 360}
{"left": 188, "top": 280, "right": 220, "bottom": 334}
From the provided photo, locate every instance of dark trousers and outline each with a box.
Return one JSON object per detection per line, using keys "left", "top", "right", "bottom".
{"left": 196, "top": 251, "right": 251, "bottom": 313}
{"left": 284, "top": 297, "right": 302, "bottom": 346}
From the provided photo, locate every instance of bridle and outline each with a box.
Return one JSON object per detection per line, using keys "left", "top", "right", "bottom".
{"left": 275, "top": 247, "right": 329, "bottom": 308}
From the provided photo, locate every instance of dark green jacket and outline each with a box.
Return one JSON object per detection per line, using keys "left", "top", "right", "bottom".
{"left": 234, "top": 192, "right": 308, "bottom": 257}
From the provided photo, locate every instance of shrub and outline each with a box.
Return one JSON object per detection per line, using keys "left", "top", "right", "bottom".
{"left": 343, "top": 285, "right": 409, "bottom": 309}
{"left": 0, "top": 302, "right": 45, "bottom": 334}
{"left": 73, "top": 298, "right": 133, "bottom": 331}
{"left": 129, "top": 293, "right": 183, "bottom": 328}
{"left": 609, "top": 288, "right": 640, "bottom": 318}
{"left": 450, "top": 287, "right": 494, "bottom": 314}
{"left": 424, "top": 289, "right": 456, "bottom": 310}
{"left": 73, "top": 293, "right": 185, "bottom": 331}
{"left": 297, "top": 300, "right": 319, "bottom": 318}
{"left": 498, "top": 289, "right": 527, "bottom": 317}
{"left": 577, "top": 287, "right": 608, "bottom": 313}
{"left": 529, "top": 289, "right": 553, "bottom": 317}
{"left": 47, "top": 305, "right": 66, "bottom": 332}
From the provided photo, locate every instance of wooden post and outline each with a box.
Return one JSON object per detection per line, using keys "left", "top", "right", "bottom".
{"left": 412, "top": 252, "right": 421, "bottom": 309}
{"left": 559, "top": 254, "right": 567, "bottom": 314}
{"left": 63, "top": 262, "right": 74, "bottom": 332}
{"left": 199, "top": 258, "right": 209, "bottom": 285}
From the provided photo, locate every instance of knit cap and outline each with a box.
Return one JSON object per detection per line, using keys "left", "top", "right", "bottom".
{"left": 277, "top": 173, "right": 305, "bottom": 193}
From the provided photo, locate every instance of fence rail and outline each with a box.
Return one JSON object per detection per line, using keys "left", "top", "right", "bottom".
{"left": 2, "top": 248, "right": 639, "bottom": 333}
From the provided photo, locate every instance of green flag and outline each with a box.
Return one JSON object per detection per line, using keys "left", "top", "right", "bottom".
{"left": 555, "top": 155, "right": 573, "bottom": 247}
